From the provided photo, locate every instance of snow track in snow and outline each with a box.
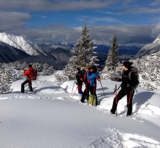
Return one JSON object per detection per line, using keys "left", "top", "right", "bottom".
{"left": 84, "top": 128, "right": 160, "bottom": 148}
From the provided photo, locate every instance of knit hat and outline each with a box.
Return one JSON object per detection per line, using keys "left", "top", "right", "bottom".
{"left": 90, "top": 66, "right": 97, "bottom": 72}
{"left": 77, "top": 67, "right": 80, "bottom": 71}
{"left": 123, "top": 62, "right": 133, "bottom": 69}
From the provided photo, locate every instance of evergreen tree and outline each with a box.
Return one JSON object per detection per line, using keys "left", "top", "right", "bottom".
{"left": 63, "top": 24, "right": 98, "bottom": 80}
{"left": 42, "top": 63, "right": 54, "bottom": 76}
{"left": 101, "top": 35, "right": 119, "bottom": 79}
{"left": 0, "top": 68, "right": 13, "bottom": 94}
{"left": 105, "top": 35, "right": 118, "bottom": 71}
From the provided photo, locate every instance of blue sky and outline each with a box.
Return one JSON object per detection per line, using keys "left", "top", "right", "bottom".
{"left": 0, "top": 0, "right": 160, "bottom": 47}
{"left": 26, "top": 1, "right": 159, "bottom": 27}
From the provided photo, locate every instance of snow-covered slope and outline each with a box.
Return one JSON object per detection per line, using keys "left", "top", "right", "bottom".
{"left": 135, "top": 35, "right": 160, "bottom": 58}
{"left": 0, "top": 32, "right": 46, "bottom": 56}
{"left": 0, "top": 73, "right": 160, "bottom": 148}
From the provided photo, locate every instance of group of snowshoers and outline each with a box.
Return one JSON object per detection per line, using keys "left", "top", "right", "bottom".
{"left": 22, "top": 61, "right": 138, "bottom": 116}
{"left": 76, "top": 61, "right": 138, "bottom": 116}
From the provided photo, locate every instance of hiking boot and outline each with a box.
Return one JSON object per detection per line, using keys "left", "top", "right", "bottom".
{"left": 110, "top": 110, "right": 115, "bottom": 114}
{"left": 78, "top": 91, "right": 83, "bottom": 95}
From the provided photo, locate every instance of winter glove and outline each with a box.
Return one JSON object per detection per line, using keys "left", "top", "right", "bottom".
{"left": 80, "top": 78, "right": 83, "bottom": 81}
{"left": 97, "top": 76, "right": 100, "bottom": 81}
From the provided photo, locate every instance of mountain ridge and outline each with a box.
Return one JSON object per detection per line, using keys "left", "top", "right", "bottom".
{"left": 135, "top": 35, "right": 160, "bottom": 58}
{"left": 0, "top": 40, "right": 30, "bottom": 63}
{"left": 0, "top": 32, "right": 47, "bottom": 56}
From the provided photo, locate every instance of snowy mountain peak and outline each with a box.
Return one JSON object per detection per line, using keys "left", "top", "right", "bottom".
{"left": 0, "top": 32, "right": 46, "bottom": 56}
{"left": 135, "top": 34, "right": 160, "bottom": 58}
{"left": 153, "top": 34, "right": 160, "bottom": 44}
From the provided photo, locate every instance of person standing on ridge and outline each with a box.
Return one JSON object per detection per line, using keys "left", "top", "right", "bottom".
{"left": 110, "top": 61, "right": 136, "bottom": 116}
{"left": 80, "top": 65, "right": 91, "bottom": 103}
{"left": 86, "top": 66, "right": 99, "bottom": 106}
{"left": 21, "top": 64, "right": 34, "bottom": 93}
{"left": 75, "top": 67, "right": 84, "bottom": 94}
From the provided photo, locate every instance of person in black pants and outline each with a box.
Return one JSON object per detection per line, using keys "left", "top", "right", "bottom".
{"left": 75, "top": 67, "right": 83, "bottom": 94}
{"left": 110, "top": 62, "right": 136, "bottom": 116}
{"left": 21, "top": 80, "right": 33, "bottom": 93}
{"left": 21, "top": 65, "right": 34, "bottom": 93}
{"left": 80, "top": 65, "right": 90, "bottom": 103}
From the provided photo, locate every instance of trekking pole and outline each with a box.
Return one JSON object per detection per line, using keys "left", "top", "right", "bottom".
{"left": 114, "top": 85, "right": 118, "bottom": 116}
{"left": 127, "top": 90, "right": 133, "bottom": 116}
{"left": 99, "top": 80, "right": 105, "bottom": 96}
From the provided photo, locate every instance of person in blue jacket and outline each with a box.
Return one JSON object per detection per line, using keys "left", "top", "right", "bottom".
{"left": 86, "top": 66, "right": 99, "bottom": 105}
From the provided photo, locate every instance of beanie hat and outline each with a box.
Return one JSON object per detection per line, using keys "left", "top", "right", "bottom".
{"left": 77, "top": 67, "right": 80, "bottom": 71}
{"left": 28, "top": 64, "right": 32, "bottom": 68}
{"left": 123, "top": 62, "right": 133, "bottom": 69}
{"left": 90, "top": 66, "right": 97, "bottom": 72}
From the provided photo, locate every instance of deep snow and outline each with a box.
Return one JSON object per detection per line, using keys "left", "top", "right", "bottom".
{"left": 0, "top": 72, "right": 160, "bottom": 148}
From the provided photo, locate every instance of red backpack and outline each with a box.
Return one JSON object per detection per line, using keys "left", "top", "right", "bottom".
{"left": 32, "top": 68, "right": 38, "bottom": 80}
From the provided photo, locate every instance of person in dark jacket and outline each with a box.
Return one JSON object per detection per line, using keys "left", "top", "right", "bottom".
{"left": 80, "top": 65, "right": 91, "bottom": 103}
{"left": 110, "top": 61, "right": 136, "bottom": 116}
{"left": 21, "top": 64, "right": 34, "bottom": 93}
{"left": 75, "top": 67, "right": 83, "bottom": 94}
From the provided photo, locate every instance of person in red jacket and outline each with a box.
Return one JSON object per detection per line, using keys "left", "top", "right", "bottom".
{"left": 21, "top": 64, "right": 34, "bottom": 93}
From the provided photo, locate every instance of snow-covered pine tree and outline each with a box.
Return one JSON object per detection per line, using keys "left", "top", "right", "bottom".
{"left": 42, "top": 63, "right": 54, "bottom": 76}
{"left": 0, "top": 67, "right": 13, "bottom": 94}
{"left": 63, "top": 24, "right": 98, "bottom": 80}
{"left": 33, "top": 63, "right": 43, "bottom": 72}
{"left": 101, "top": 35, "right": 119, "bottom": 79}
{"left": 105, "top": 35, "right": 118, "bottom": 71}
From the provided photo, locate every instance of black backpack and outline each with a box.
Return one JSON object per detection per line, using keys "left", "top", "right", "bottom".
{"left": 128, "top": 66, "right": 140, "bottom": 89}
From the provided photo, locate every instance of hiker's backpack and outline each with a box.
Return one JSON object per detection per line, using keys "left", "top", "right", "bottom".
{"left": 128, "top": 66, "right": 140, "bottom": 89}
{"left": 88, "top": 94, "right": 96, "bottom": 106}
{"left": 32, "top": 68, "right": 38, "bottom": 80}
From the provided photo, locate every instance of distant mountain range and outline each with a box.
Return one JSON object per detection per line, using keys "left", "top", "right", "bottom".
{"left": 95, "top": 44, "right": 140, "bottom": 56}
{"left": 0, "top": 32, "right": 71, "bottom": 69}
{"left": 0, "top": 32, "right": 146, "bottom": 69}
{"left": 135, "top": 35, "right": 160, "bottom": 58}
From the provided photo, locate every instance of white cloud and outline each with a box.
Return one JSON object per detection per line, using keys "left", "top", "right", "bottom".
{"left": 135, "top": 7, "right": 160, "bottom": 14}
{"left": 150, "top": 0, "right": 160, "bottom": 6}
{"left": 122, "top": 0, "right": 135, "bottom": 5}
{"left": 152, "top": 22, "right": 160, "bottom": 37}
{"left": 0, "top": 12, "right": 31, "bottom": 30}
{"left": 121, "top": 6, "right": 160, "bottom": 14}
{"left": 0, "top": 0, "right": 116, "bottom": 11}
{"left": 42, "top": 16, "right": 47, "bottom": 18}
{"left": 3, "top": 24, "right": 157, "bottom": 47}
{"left": 78, "top": 16, "right": 125, "bottom": 24}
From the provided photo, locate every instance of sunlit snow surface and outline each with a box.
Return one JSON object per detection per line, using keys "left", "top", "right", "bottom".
{"left": 0, "top": 72, "right": 160, "bottom": 148}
